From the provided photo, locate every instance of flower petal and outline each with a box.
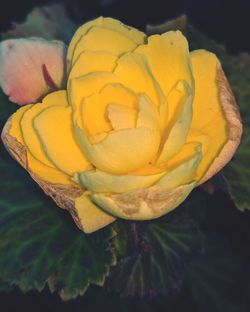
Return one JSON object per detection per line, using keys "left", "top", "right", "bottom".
{"left": 190, "top": 50, "right": 226, "bottom": 128}
{"left": 114, "top": 52, "right": 162, "bottom": 106}
{"left": 67, "top": 17, "right": 145, "bottom": 68}
{"left": 71, "top": 26, "right": 139, "bottom": 65}
{"left": 33, "top": 105, "right": 91, "bottom": 175}
{"left": 136, "top": 93, "right": 160, "bottom": 131}
{"left": 68, "top": 50, "right": 117, "bottom": 81}
{"left": 136, "top": 31, "right": 193, "bottom": 97}
{"left": 90, "top": 182, "right": 196, "bottom": 220}
{"left": 79, "top": 83, "right": 138, "bottom": 135}
{"left": 156, "top": 80, "right": 193, "bottom": 164}
{"left": 107, "top": 103, "right": 137, "bottom": 130}
{"left": 20, "top": 91, "right": 67, "bottom": 167}
{"left": 100, "top": 83, "right": 137, "bottom": 109}
{"left": 76, "top": 141, "right": 200, "bottom": 197}
{"left": 69, "top": 72, "right": 119, "bottom": 113}
{"left": 155, "top": 143, "right": 202, "bottom": 188}
{"left": 75, "top": 169, "right": 165, "bottom": 193}
{"left": 75, "top": 126, "right": 161, "bottom": 174}
{"left": 0, "top": 38, "right": 66, "bottom": 105}
{"left": 188, "top": 50, "right": 242, "bottom": 182}
{"left": 80, "top": 93, "right": 112, "bottom": 136}
{"left": 71, "top": 194, "right": 115, "bottom": 234}
{"left": 8, "top": 101, "right": 71, "bottom": 184}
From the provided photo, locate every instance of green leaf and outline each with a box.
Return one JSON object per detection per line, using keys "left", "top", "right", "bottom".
{"left": 1, "top": 3, "right": 76, "bottom": 43}
{"left": 223, "top": 131, "right": 250, "bottom": 211}
{"left": 186, "top": 235, "right": 246, "bottom": 312}
{"left": 106, "top": 193, "right": 205, "bottom": 297}
{"left": 0, "top": 141, "right": 116, "bottom": 300}
{"left": 147, "top": 15, "right": 250, "bottom": 210}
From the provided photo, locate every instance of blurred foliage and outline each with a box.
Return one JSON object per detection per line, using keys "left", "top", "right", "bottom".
{"left": 1, "top": 4, "right": 76, "bottom": 43}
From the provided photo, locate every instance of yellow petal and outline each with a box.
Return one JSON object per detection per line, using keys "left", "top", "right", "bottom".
{"left": 33, "top": 105, "right": 91, "bottom": 175}
{"left": 68, "top": 72, "right": 119, "bottom": 113}
{"left": 100, "top": 83, "right": 137, "bottom": 110}
{"left": 132, "top": 141, "right": 202, "bottom": 176}
{"left": 74, "top": 194, "right": 115, "bottom": 234}
{"left": 198, "top": 66, "right": 242, "bottom": 184}
{"left": 90, "top": 182, "right": 196, "bottom": 220}
{"left": 71, "top": 26, "right": 139, "bottom": 66}
{"left": 136, "top": 31, "right": 193, "bottom": 97}
{"left": 9, "top": 102, "right": 71, "bottom": 184}
{"left": 75, "top": 169, "right": 165, "bottom": 193}
{"left": 114, "top": 52, "right": 162, "bottom": 106}
{"left": 67, "top": 17, "right": 145, "bottom": 68}
{"left": 136, "top": 93, "right": 160, "bottom": 131}
{"left": 190, "top": 50, "right": 225, "bottom": 127}
{"left": 159, "top": 97, "right": 168, "bottom": 133}
{"left": 156, "top": 81, "right": 193, "bottom": 164}
{"left": 188, "top": 50, "right": 228, "bottom": 180}
{"left": 20, "top": 91, "right": 67, "bottom": 167}
{"left": 155, "top": 143, "right": 202, "bottom": 188}
{"left": 80, "top": 93, "right": 112, "bottom": 135}
{"left": 28, "top": 155, "right": 71, "bottom": 184}
{"left": 75, "top": 126, "right": 161, "bottom": 174}
{"left": 192, "top": 115, "right": 227, "bottom": 180}
{"left": 67, "top": 16, "right": 103, "bottom": 65}
{"left": 107, "top": 103, "right": 137, "bottom": 130}
{"left": 9, "top": 104, "right": 32, "bottom": 143}
{"left": 68, "top": 50, "right": 117, "bottom": 81}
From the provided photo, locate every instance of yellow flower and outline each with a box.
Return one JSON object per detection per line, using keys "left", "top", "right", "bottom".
{"left": 1, "top": 17, "right": 242, "bottom": 233}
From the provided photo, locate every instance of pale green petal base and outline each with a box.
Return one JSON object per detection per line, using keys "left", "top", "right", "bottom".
{"left": 91, "top": 182, "right": 196, "bottom": 220}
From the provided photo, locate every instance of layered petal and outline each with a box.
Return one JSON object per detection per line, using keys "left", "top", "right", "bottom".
{"left": 0, "top": 38, "right": 66, "bottom": 105}
{"left": 156, "top": 80, "right": 193, "bottom": 164}
{"left": 80, "top": 93, "right": 113, "bottom": 136}
{"left": 74, "top": 194, "right": 115, "bottom": 233}
{"left": 8, "top": 100, "right": 71, "bottom": 184}
{"left": 68, "top": 51, "right": 117, "bottom": 82}
{"left": 91, "top": 182, "right": 196, "bottom": 220}
{"left": 33, "top": 105, "right": 91, "bottom": 175}
{"left": 20, "top": 91, "right": 67, "bottom": 167}
{"left": 136, "top": 31, "right": 194, "bottom": 98}
{"left": 67, "top": 16, "right": 145, "bottom": 68}
{"left": 78, "top": 139, "right": 201, "bottom": 220}
{"left": 107, "top": 104, "right": 137, "bottom": 130}
{"left": 155, "top": 143, "right": 202, "bottom": 188}
{"left": 75, "top": 170, "right": 165, "bottom": 193}
{"left": 190, "top": 50, "right": 226, "bottom": 128}
{"left": 100, "top": 83, "right": 137, "bottom": 110}
{"left": 114, "top": 52, "right": 163, "bottom": 106}
{"left": 188, "top": 50, "right": 230, "bottom": 181}
{"left": 69, "top": 72, "right": 119, "bottom": 115}
{"left": 136, "top": 94, "right": 160, "bottom": 131}
{"left": 75, "top": 126, "right": 161, "bottom": 174}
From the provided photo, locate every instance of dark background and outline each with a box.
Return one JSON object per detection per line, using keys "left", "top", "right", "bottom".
{"left": 0, "top": 0, "right": 250, "bottom": 53}
{"left": 0, "top": 0, "right": 250, "bottom": 311}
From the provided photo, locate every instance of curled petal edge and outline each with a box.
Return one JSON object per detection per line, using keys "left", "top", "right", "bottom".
{"left": 198, "top": 64, "right": 243, "bottom": 184}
